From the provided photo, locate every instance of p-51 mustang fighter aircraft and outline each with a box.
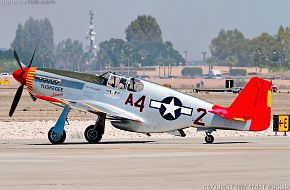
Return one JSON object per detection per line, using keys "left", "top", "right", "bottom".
{"left": 9, "top": 48, "right": 272, "bottom": 144}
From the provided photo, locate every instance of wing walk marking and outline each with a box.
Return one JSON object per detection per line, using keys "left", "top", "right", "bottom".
{"left": 78, "top": 101, "right": 103, "bottom": 113}
{"left": 75, "top": 101, "right": 142, "bottom": 122}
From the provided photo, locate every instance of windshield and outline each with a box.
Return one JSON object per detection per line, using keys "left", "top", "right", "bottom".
{"left": 105, "top": 73, "right": 144, "bottom": 92}
{"left": 100, "top": 72, "right": 110, "bottom": 85}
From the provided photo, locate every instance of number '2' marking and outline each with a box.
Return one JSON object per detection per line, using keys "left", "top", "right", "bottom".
{"left": 193, "top": 108, "right": 207, "bottom": 126}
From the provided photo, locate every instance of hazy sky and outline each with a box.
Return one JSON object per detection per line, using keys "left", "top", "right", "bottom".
{"left": 1, "top": 0, "right": 290, "bottom": 60}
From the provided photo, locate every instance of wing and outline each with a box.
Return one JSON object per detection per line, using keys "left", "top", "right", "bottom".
{"left": 35, "top": 95, "right": 144, "bottom": 122}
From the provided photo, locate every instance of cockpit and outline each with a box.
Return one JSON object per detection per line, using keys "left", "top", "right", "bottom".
{"left": 100, "top": 72, "right": 144, "bottom": 92}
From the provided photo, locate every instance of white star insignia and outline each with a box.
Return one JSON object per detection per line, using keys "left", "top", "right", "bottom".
{"left": 162, "top": 98, "right": 180, "bottom": 118}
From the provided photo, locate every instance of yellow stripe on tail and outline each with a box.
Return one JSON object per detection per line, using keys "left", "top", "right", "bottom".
{"left": 267, "top": 90, "right": 272, "bottom": 108}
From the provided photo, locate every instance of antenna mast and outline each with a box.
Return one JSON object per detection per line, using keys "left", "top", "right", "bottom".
{"left": 86, "top": 10, "right": 97, "bottom": 71}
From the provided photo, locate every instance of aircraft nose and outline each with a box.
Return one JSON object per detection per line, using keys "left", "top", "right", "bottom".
{"left": 13, "top": 68, "right": 28, "bottom": 85}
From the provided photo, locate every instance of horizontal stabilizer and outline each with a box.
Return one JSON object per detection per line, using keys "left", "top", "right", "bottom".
{"left": 209, "top": 105, "right": 249, "bottom": 122}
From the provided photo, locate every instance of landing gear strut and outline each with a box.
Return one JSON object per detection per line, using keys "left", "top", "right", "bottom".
{"left": 84, "top": 113, "right": 106, "bottom": 143}
{"left": 205, "top": 132, "right": 214, "bottom": 144}
{"left": 48, "top": 105, "right": 70, "bottom": 144}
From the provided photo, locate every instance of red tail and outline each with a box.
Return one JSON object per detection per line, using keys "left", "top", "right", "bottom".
{"left": 210, "top": 77, "right": 272, "bottom": 131}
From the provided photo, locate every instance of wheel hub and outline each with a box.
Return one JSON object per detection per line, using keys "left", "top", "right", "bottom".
{"left": 51, "top": 131, "right": 61, "bottom": 141}
{"left": 88, "top": 129, "right": 97, "bottom": 140}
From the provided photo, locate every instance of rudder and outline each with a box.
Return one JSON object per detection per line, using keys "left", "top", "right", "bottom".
{"left": 228, "top": 77, "right": 272, "bottom": 131}
{"left": 210, "top": 77, "right": 272, "bottom": 131}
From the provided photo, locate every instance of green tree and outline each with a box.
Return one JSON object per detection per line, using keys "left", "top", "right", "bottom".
{"left": 55, "top": 39, "right": 84, "bottom": 71}
{"left": 97, "top": 39, "right": 185, "bottom": 69}
{"left": 210, "top": 29, "right": 251, "bottom": 67}
{"left": 0, "top": 49, "right": 17, "bottom": 72}
{"left": 125, "top": 15, "right": 162, "bottom": 44}
{"left": 250, "top": 32, "right": 278, "bottom": 69}
{"left": 97, "top": 38, "right": 127, "bottom": 69}
{"left": 275, "top": 26, "right": 290, "bottom": 68}
{"left": 129, "top": 41, "right": 184, "bottom": 67}
{"left": 11, "top": 17, "right": 55, "bottom": 68}
{"left": 96, "top": 15, "right": 184, "bottom": 70}
{"left": 164, "top": 41, "right": 184, "bottom": 66}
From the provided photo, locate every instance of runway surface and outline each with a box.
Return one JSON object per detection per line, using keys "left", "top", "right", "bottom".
{"left": 0, "top": 136, "right": 289, "bottom": 190}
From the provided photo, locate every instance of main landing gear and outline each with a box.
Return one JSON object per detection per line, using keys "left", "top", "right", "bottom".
{"left": 47, "top": 105, "right": 106, "bottom": 144}
{"left": 48, "top": 105, "right": 70, "bottom": 144}
{"left": 84, "top": 113, "right": 106, "bottom": 143}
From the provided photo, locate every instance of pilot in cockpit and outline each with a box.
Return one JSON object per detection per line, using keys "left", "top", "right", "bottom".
{"left": 118, "top": 78, "right": 127, "bottom": 89}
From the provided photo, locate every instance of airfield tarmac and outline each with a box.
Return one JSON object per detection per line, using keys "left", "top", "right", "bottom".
{"left": 0, "top": 137, "right": 289, "bottom": 190}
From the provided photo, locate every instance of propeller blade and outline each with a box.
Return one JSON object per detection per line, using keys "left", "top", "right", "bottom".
{"left": 14, "top": 50, "right": 24, "bottom": 72}
{"left": 9, "top": 84, "right": 24, "bottom": 117}
{"left": 28, "top": 39, "right": 40, "bottom": 68}
{"left": 29, "top": 93, "right": 37, "bottom": 101}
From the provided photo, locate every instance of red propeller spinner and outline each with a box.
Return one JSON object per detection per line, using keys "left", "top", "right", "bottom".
{"left": 12, "top": 68, "right": 29, "bottom": 85}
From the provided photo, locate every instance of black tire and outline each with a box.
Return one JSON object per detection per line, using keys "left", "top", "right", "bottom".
{"left": 84, "top": 125, "right": 103, "bottom": 143}
{"left": 48, "top": 128, "right": 66, "bottom": 144}
{"left": 205, "top": 135, "right": 214, "bottom": 144}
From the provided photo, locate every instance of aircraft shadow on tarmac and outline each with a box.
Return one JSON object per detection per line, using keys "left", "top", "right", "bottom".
{"left": 27, "top": 140, "right": 156, "bottom": 145}
{"left": 204, "top": 141, "right": 250, "bottom": 145}
{"left": 27, "top": 140, "right": 250, "bottom": 146}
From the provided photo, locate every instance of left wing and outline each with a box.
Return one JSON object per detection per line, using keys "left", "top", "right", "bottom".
{"left": 35, "top": 95, "right": 144, "bottom": 122}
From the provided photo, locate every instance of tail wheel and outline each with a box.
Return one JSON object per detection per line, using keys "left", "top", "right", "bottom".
{"left": 48, "top": 128, "right": 66, "bottom": 144}
{"left": 205, "top": 135, "right": 214, "bottom": 144}
{"left": 84, "top": 125, "right": 103, "bottom": 143}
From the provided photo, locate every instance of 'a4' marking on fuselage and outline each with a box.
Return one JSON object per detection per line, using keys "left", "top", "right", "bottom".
{"left": 125, "top": 93, "right": 146, "bottom": 112}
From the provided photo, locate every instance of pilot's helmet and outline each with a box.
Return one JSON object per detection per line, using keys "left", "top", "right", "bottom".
{"left": 120, "top": 78, "right": 127, "bottom": 84}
